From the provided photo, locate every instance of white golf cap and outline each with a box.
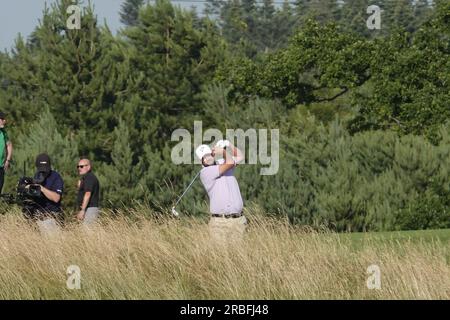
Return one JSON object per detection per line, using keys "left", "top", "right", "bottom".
{"left": 196, "top": 144, "right": 212, "bottom": 160}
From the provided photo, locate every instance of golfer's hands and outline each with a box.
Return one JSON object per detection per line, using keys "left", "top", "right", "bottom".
{"left": 4, "top": 160, "right": 10, "bottom": 171}
{"left": 212, "top": 146, "right": 226, "bottom": 156}
{"left": 215, "top": 140, "right": 230, "bottom": 149}
{"left": 77, "top": 210, "right": 85, "bottom": 221}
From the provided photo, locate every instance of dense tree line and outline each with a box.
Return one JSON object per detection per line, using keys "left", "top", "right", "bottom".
{"left": 0, "top": 0, "right": 448, "bottom": 231}
{"left": 204, "top": 0, "right": 436, "bottom": 53}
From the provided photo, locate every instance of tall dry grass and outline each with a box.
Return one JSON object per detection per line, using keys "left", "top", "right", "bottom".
{"left": 0, "top": 208, "right": 449, "bottom": 300}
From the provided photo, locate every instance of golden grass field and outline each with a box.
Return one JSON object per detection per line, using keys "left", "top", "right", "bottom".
{"left": 0, "top": 208, "right": 449, "bottom": 300}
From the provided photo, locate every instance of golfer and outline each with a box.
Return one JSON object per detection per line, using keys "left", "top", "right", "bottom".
{"left": 196, "top": 140, "right": 246, "bottom": 242}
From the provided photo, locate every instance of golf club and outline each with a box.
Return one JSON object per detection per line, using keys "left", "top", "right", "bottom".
{"left": 171, "top": 171, "right": 201, "bottom": 217}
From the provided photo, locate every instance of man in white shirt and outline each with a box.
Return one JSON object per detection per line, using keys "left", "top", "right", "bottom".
{"left": 196, "top": 140, "right": 247, "bottom": 242}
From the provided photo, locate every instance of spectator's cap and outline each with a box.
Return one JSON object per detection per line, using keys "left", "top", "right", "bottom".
{"left": 36, "top": 153, "right": 52, "bottom": 172}
{"left": 0, "top": 111, "right": 6, "bottom": 119}
{"left": 196, "top": 145, "right": 212, "bottom": 161}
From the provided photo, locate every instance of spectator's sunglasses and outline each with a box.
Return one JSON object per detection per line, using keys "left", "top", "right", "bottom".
{"left": 77, "top": 165, "right": 89, "bottom": 169}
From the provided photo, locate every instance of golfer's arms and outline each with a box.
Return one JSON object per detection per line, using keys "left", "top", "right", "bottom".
{"left": 218, "top": 144, "right": 244, "bottom": 175}
{"left": 80, "top": 192, "right": 92, "bottom": 211}
{"left": 40, "top": 186, "right": 61, "bottom": 203}
{"left": 230, "top": 143, "right": 244, "bottom": 163}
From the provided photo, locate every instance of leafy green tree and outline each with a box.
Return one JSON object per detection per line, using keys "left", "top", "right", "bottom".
{"left": 216, "top": 21, "right": 373, "bottom": 107}
{"left": 350, "top": 1, "right": 450, "bottom": 140}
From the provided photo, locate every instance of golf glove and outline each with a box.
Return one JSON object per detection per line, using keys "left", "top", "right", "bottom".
{"left": 216, "top": 140, "right": 230, "bottom": 149}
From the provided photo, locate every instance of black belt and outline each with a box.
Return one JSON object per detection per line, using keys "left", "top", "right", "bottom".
{"left": 211, "top": 213, "right": 243, "bottom": 219}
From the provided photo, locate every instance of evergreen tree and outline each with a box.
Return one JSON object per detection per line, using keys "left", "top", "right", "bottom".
{"left": 120, "top": 0, "right": 145, "bottom": 27}
{"left": 272, "top": 1, "right": 297, "bottom": 49}
{"left": 205, "top": 0, "right": 296, "bottom": 54}
{"left": 0, "top": 35, "right": 46, "bottom": 127}
{"left": 4, "top": 109, "right": 80, "bottom": 210}
{"left": 340, "top": 0, "right": 376, "bottom": 37}
{"left": 413, "top": 0, "right": 434, "bottom": 30}
{"left": 0, "top": 52, "right": 5, "bottom": 78}
{"left": 123, "top": 0, "right": 226, "bottom": 149}
{"left": 257, "top": 0, "right": 276, "bottom": 52}
{"left": 294, "top": 0, "right": 342, "bottom": 26}
{"left": 2, "top": 0, "right": 134, "bottom": 161}
{"left": 241, "top": 0, "right": 258, "bottom": 30}
{"left": 204, "top": 0, "right": 224, "bottom": 17}
{"left": 219, "top": 0, "right": 257, "bottom": 55}
{"left": 384, "top": 0, "right": 416, "bottom": 34}
{"left": 97, "top": 119, "right": 140, "bottom": 208}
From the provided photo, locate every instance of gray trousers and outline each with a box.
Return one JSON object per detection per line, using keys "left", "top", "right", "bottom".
{"left": 36, "top": 218, "right": 60, "bottom": 235}
{"left": 84, "top": 207, "right": 100, "bottom": 225}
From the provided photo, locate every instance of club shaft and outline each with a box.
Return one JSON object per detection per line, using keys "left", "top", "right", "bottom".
{"left": 174, "top": 171, "right": 201, "bottom": 208}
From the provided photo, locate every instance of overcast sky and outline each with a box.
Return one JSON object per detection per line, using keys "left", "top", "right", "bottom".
{"left": 0, "top": 0, "right": 203, "bottom": 52}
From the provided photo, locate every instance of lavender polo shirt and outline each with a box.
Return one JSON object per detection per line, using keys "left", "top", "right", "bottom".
{"left": 200, "top": 165, "right": 244, "bottom": 215}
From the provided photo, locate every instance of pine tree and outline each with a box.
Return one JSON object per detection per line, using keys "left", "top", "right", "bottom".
{"left": 0, "top": 52, "right": 5, "bottom": 78}
{"left": 206, "top": 0, "right": 296, "bottom": 53}
{"left": 386, "top": 0, "right": 416, "bottom": 33}
{"left": 123, "top": 0, "right": 226, "bottom": 148}
{"left": 413, "top": 0, "right": 434, "bottom": 30}
{"left": 294, "top": 0, "right": 341, "bottom": 27}
{"left": 97, "top": 119, "right": 139, "bottom": 208}
{"left": 221, "top": 1, "right": 250, "bottom": 44}
{"left": 0, "top": 35, "right": 46, "bottom": 127}
{"left": 4, "top": 109, "right": 80, "bottom": 210}
{"left": 2, "top": 0, "right": 134, "bottom": 161}
{"left": 241, "top": 0, "right": 258, "bottom": 32}
{"left": 257, "top": 0, "right": 276, "bottom": 52}
{"left": 204, "top": 0, "right": 224, "bottom": 17}
{"left": 340, "top": 0, "right": 374, "bottom": 37}
{"left": 272, "top": 1, "right": 297, "bottom": 49}
{"left": 120, "top": 0, "right": 145, "bottom": 27}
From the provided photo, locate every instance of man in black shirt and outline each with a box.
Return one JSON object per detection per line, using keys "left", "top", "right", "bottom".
{"left": 76, "top": 158, "right": 100, "bottom": 224}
